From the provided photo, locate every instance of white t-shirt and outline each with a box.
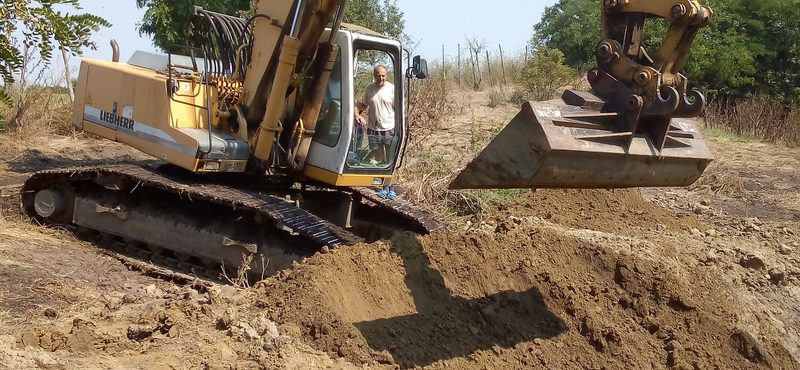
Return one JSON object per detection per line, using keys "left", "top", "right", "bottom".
{"left": 364, "top": 82, "right": 395, "bottom": 131}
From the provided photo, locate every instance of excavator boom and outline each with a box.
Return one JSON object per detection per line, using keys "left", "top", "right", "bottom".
{"left": 450, "top": 0, "right": 714, "bottom": 189}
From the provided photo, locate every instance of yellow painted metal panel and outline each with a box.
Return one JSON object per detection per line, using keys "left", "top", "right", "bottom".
{"left": 304, "top": 165, "right": 391, "bottom": 187}
{"left": 72, "top": 62, "right": 90, "bottom": 130}
{"left": 82, "top": 120, "right": 116, "bottom": 140}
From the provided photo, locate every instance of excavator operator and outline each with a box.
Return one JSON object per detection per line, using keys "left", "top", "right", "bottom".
{"left": 357, "top": 64, "right": 398, "bottom": 199}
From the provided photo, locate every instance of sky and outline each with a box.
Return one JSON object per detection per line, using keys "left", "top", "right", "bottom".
{"left": 55, "top": 0, "right": 557, "bottom": 74}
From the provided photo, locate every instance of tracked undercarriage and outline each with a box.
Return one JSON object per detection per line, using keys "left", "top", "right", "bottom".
{"left": 21, "top": 164, "right": 443, "bottom": 282}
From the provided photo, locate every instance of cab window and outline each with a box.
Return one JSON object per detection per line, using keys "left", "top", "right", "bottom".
{"left": 345, "top": 48, "right": 400, "bottom": 170}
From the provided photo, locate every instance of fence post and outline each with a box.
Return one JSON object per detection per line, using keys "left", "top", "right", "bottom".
{"left": 485, "top": 50, "right": 492, "bottom": 87}
{"left": 442, "top": 45, "right": 446, "bottom": 80}
{"left": 457, "top": 44, "right": 461, "bottom": 87}
{"left": 499, "top": 44, "right": 507, "bottom": 85}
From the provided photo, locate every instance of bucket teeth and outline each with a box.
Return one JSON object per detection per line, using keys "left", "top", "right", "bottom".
{"left": 449, "top": 96, "right": 713, "bottom": 190}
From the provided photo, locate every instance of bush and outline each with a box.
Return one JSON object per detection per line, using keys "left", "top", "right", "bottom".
{"left": 487, "top": 86, "right": 506, "bottom": 108}
{"left": 515, "top": 46, "right": 578, "bottom": 102}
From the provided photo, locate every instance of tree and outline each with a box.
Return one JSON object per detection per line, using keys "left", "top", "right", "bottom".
{"left": 533, "top": 0, "right": 672, "bottom": 69}
{"left": 136, "top": 0, "right": 406, "bottom": 52}
{"left": 0, "top": 0, "right": 110, "bottom": 109}
{"left": 532, "top": 0, "right": 599, "bottom": 69}
{"left": 738, "top": 0, "right": 800, "bottom": 101}
{"left": 679, "top": 0, "right": 763, "bottom": 98}
{"left": 134, "top": 0, "right": 251, "bottom": 51}
{"left": 464, "top": 36, "right": 487, "bottom": 90}
{"left": 343, "top": 0, "right": 406, "bottom": 40}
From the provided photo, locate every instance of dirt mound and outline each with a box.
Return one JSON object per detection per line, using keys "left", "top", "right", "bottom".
{"left": 497, "top": 188, "right": 705, "bottom": 236}
{"left": 229, "top": 214, "right": 795, "bottom": 369}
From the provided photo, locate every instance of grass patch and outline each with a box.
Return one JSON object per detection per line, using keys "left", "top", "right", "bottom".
{"left": 700, "top": 125, "right": 758, "bottom": 143}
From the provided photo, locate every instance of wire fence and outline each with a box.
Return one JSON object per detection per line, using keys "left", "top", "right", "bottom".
{"left": 424, "top": 44, "right": 532, "bottom": 89}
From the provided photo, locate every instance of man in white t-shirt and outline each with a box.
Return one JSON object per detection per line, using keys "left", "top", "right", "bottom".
{"left": 356, "top": 65, "right": 395, "bottom": 163}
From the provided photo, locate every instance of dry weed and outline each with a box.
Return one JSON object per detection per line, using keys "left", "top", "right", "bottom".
{"left": 0, "top": 50, "right": 73, "bottom": 136}
{"left": 0, "top": 43, "right": 76, "bottom": 162}
{"left": 406, "top": 77, "right": 451, "bottom": 148}
{"left": 0, "top": 216, "right": 76, "bottom": 244}
{"left": 694, "top": 172, "right": 746, "bottom": 196}
{"left": 398, "top": 148, "right": 453, "bottom": 216}
{"left": 704, "top": 96, "right": 800, "bottom": 148}
{"left": 221, "top": 253, "right": 268, "bottom": 289}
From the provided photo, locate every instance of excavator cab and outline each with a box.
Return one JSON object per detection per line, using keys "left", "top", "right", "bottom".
{"left": 303, "top": 25, "right": 410, "bottom": 187}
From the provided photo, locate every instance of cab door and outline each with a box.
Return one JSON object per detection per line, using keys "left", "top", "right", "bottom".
{"left": 303, "top": 31, "right": 404, "bottom": 188}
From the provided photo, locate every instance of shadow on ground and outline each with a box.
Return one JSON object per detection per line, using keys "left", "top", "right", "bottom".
{"left": 355, "top": 237, "right": 566, "bottom": 369}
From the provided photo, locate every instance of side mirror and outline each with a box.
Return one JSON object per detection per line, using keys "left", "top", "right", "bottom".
{"left": 412, "top": 55, "right": 428, "bottom": 79}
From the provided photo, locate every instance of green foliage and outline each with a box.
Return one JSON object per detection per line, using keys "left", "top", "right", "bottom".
{"left": 532, "top": 0, "right": 599, "bottom": 69}
{"left": 0, "top": 0, "right": 109, "bottom": 124}
{"left": 516, "top": 47, "right": 577, "bottom": 102}
{"left": 136, "top": 0, "right": 406, "bottom": 51}
{"left": 134, "top": 0, "right": 251, "bottom": 51}
{"left": 509, "top": 90, "right": 526, "bottom": 106}
{"left": 343, "top": 0, "right": 406, "bottom": 40}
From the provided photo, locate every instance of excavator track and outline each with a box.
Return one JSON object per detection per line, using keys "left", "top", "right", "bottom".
{"left": 19, "top": 164, "right": 444, "bottom": 282}
{"left": 20, "top": 164, "right": 364, "bottom": 281}
{"left": 351, "top": 186, "right": 445, "bottom": 235}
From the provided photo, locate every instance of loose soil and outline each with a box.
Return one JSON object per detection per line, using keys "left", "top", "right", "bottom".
{"left": 0, "top": 89, "right": 798, "bottom": 369}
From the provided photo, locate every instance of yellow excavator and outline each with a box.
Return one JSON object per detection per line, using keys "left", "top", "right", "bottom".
{"left": 21, "top": 0, "right": 713, "bottom": 278}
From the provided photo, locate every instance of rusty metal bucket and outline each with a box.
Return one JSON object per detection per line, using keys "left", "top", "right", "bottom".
{"left": 449, "top": 95, "right": 714, "bottom": 189}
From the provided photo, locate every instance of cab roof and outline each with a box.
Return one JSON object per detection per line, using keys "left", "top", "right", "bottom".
{"left": 340, "top": 22, "right": 394, "bottom": 41}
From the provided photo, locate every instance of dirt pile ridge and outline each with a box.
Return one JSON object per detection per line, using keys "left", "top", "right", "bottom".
{"left": 498, "top": 188, "right": 706, "bottom": 235}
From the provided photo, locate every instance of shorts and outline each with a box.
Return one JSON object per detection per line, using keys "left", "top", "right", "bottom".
{"left": 368, "top": 128, "right": 395, "bottom": 149}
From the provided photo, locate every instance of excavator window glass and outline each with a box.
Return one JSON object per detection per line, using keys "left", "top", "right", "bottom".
{"left": 313, "top": 49, "right": 344, "bottom": 147}
{"left": 347, "top": 47, "right": 400, "bottom": 170}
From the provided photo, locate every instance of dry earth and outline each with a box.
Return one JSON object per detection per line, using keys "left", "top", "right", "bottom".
{"left": 0, "top": 89, "right": 799, "bottom": 369}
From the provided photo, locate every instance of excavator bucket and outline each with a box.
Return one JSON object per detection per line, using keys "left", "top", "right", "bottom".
{"left": 449, "top": 91, "right": 714, "bottom": 189}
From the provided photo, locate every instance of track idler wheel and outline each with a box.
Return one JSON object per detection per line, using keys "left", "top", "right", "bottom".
{"left": 32, "top": 187, "right": 74, "bottom": 223}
